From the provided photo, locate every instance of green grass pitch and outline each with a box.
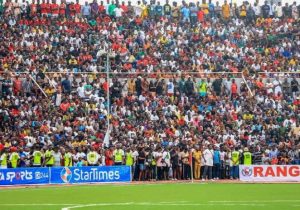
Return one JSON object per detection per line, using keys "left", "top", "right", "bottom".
{"left": 0, "top": 183, "right": 299, "bottom": 210}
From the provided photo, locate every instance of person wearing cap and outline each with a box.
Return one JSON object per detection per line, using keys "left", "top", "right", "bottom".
{"left": 242, "top": 147, "right": 252, "bottom": 166}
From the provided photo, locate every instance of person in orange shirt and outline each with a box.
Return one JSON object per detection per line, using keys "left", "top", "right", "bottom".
{"left": 222, "top": 0, "right": 230, "bottom": 20}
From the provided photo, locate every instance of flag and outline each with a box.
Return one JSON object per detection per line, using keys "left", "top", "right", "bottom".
{"left": 103, "top": 127, "right": 110, "bottom": 148}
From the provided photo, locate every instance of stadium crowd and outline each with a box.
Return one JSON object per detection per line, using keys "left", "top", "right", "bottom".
{"left": 0, "top": 0, "right": 300, "bottom": 181}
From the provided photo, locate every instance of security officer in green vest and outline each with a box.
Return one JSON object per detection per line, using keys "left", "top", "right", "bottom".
{"left": 87, "top": 147, "right": 99, "bottom": 166}
{"left": 44, "top": 146, "right": 54, "bottom": 167}
{"left": 0, "top": 148, "right": 9, "bottom": 169}
{"left": 9, "top": 148, "right": 20, "bottom": 168}
{"left": 125, "top": 148, "right": 134, "bottom": 179}
{"left": 242, "top": 147, "right": 252, "bottom": 166}
{"left": 32, "top": 147, "right": 43, "bottom": 167}
{"left": 113, "top": 144, "right": 125, "bottom": 165}
{"left": 64, "top": 148, "right": 73, "bottom": 167}
{"left": 231, "top": 147, "right": 240, "bottom": 179}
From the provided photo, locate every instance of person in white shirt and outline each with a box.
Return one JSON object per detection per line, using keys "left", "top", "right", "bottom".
{"left": 114, "top": 6, "right": 124, "bottom": 18}
{"left": 202, "top": 144, "right": 214, "bottom": 181}
{"left": 162, "top": 147, "right": 171, "bottom": 180}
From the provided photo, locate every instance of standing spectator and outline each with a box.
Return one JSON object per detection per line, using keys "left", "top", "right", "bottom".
{"left": 213, "top": 146, "right": 221, "bottom": 180}
{"left": 261, "top": 1, "right": 270, "bottom": 18}
{"left": 231, "top": 147, "right": 240, "bottom": 179}
{"left": 138, "top": 147, "right": 146, "bottom": 181}
{"left": 193, "top": 146, "right": 202, "bottom": 180}
{"left": 81, "top": 1, "right": 91, "bottom": 18}
{"left": 202, "top": 144, "right": 213, "bottom": 181}
{"left": 113, "top": 144, "right": 124, "bottom": 165}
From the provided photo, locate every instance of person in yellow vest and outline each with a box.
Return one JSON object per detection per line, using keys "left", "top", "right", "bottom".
{"left": 87, "top": 147, "right": 99, "bottom": 166}
{"left": 44, "top": 146, "right": 54, "bottom": 167}
{"left": 9, "top": 148, "right": 20, "bottom": 168}
{"left": 64, "top": 148, "right": 73, "bottom": 167}
{"left": 125, "top": 148, "right": 134, "bottom": 179}
{"left": 193, "top": 146, "right": 202, "bottom": 180}
{"left": 0, "top": 148, "right": 9, "bottom": 169}
{"left": 32, "top": 147, "right": 43, "bottom": 167}
{"left": 231, "top": 147, "right": 240, "bottom": 179}
{"left": 242, "top": 147, "right": 252, "bottom": 166}
{"left": 113, "top": 144, "right": 125, "bottom": 165}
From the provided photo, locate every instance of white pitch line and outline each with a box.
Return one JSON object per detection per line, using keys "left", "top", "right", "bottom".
{"left": 61, "top": 202, "right": 266, "bottom": 210}
{"left": 209, "top": 200, "right": 300, "bottom": 203}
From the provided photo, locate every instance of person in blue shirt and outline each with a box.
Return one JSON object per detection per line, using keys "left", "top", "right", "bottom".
{"left": 208, "top": 0, "right": 215, "bottom": 18}
{"left": 81, "top": 1, "right": 91, "bottom": 18}
{"left": 180, "top": 4, "right": 190, "bottom": 22}
{"left": 189, "top": 3, "right": 198, "bottom": 26}
{"left": 61, "top": 77, "right": 71, "bottom": 94}
{"left": 213, "top": 146, "right": 221, "bottom": 180}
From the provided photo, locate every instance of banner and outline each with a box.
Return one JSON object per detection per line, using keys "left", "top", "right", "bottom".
{"left": 50, "top": 166, "right": 131, "bottom": 184}
{"left": 240, "top": 165, "right": 300, "bottom": 182}
{"left": 0, "top": 167, "right": 49, "bottom": 185}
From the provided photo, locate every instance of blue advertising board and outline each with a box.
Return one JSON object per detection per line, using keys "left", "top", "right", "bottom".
{"left": 0, "top": 167, "right": 49, "bottom": 185}
{"left": 50, "top": 166, "right": 131, "bottom": 184}
{"left": 0, "top": 166, "right": 131, "bottom": 186}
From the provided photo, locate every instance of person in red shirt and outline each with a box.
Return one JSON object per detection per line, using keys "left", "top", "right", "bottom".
{"left": 197, "top": 7, "right": 205, "bottom": 22}
{"left": 74, "top": 0, "right": 81, "bottom": 16}
{"left": 231, "top": 79, "right": 238, "bottom": 99}
{"left": 105, "top": 146, "right": 114, "bottom": 166}
{"left": 50, "top": 0, "right": 59, "bottom": 17}
{"left": 30, "top": 0, "right": 37, "bottom": 17}
{"left": 120, "top": 1, "right": 128, "bottom": 13}
{"left": 69, "top": 2, "right": 76, "bottom": 17}
{"left": 98, "top": 1, "right": 105, "bottom": 15}
{"left": 40, "top": 0, "right": 48, "bottom": 16}
{"left": 59, "top": 1, "right": 66, "bottom": 17}
{"left": 13, "top": 76, "right": 22, "bottom": 96}
{"left": 45, "top": 0, "right": 51, "bottom": 16}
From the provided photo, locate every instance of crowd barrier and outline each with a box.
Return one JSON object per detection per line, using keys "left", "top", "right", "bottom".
{"left": 0, "top": 166, "right": 131, "bottom": 186}
{"left": 239, "top": 165, "right": 300, "bottom": 182}
{"left": 1, "top": 165, "right": 299, "bottom": 185}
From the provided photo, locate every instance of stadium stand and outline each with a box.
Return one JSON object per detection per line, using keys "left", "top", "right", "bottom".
{"left": 0, "top": 0, "right": 300, "bottom": 181}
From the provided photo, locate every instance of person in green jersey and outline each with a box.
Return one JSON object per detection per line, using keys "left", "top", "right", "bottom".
{"left": 9, "top": 148, "right": 20, "bottom": 168}
{"left": 44, "top": 146, "right": 55, "bottom": 167}
{"left": 0, "top": 148, "right": 9, "bottom": 169}
{"left": 32, "top": 147, "right": 43, "bottom": 167}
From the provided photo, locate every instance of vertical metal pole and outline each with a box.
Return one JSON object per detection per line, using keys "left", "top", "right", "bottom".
{"left": 106, "top": 54, "right": 110, "bottom": 147}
